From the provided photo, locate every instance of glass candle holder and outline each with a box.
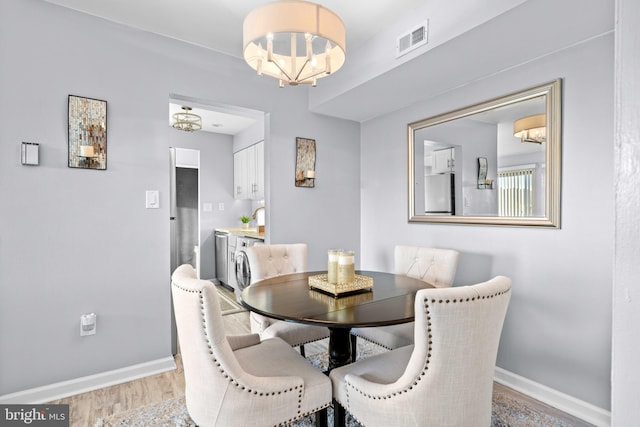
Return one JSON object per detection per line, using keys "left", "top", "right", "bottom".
{"left": 327, "top": 249, "right": 341, "bottom": 284}
{"left": 337, "top": 251, "right": 355, "bottom": 284}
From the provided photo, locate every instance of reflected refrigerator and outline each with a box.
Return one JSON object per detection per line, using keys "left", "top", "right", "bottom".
{"left": 424, "top": 173, "right": 455, "bottom": 215}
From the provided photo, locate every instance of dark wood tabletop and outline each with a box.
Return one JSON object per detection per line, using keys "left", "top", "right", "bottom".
{"left": 240, "top": 270, "right": 433, "bottom": 328}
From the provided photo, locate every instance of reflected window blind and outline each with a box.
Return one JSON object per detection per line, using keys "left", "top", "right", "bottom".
{"left": 498, "top": 167, "right": 535, "bottom": 216}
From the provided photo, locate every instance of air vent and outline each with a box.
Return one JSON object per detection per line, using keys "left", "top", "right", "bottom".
{"left": 396, "top": 21, "right": 429, "bottom": 58}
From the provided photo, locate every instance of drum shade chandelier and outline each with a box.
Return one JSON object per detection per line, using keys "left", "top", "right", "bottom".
{"left": 243, "top": 0, "right": 346, "bottom": 87}
{"left": 173, "top": 106, "right": 202, "bottom": 132}
{"left": 513, "top": 114, "right": 546, "bottom": 144}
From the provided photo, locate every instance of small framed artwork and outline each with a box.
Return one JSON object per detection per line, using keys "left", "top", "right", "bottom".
{"left": 477, "top": 157, "right": 492, "bottom": 189}
{"left": 295, "top": 137, "right": 316, "bottom": 188}
{"left": 68, "top": 95, "right": 107, "bottom": 170}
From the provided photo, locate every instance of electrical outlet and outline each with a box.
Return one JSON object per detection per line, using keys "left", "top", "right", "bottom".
{"left": 218, "top": 202, "right": 225, "bottom": 211}
{"left": 80, "top": 313, "right": 97, "bottom": 336}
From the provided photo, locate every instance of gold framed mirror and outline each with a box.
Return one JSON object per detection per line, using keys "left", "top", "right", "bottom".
{"left": 408, "top": 79, "right": 561, "bottom": 227}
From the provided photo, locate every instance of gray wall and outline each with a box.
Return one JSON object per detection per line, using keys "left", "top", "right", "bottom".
{"left": 360, "top": 34, "right": 614, "bottom": 410}
{"left": 0, "top": 0, "right": 360, "bottom": 396}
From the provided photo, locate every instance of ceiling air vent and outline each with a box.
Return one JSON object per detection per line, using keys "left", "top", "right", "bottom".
{"left": 396, "top": 21, "right": 428, "bottom": 58}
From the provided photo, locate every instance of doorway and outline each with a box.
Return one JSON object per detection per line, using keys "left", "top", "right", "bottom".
{"left": 169, "top": 147, "right": 200, "bottom": 355}
{"left": 170, "top": 147, "right": 200, "bottom": 276}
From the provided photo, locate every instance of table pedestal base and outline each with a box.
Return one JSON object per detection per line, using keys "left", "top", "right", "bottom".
{"left": 328, "top": 327, "right": 352, "bottom": 371}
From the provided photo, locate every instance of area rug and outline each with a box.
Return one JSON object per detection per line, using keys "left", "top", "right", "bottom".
{"left": 95, "top": 392, "right": 576, "bottom": 427}
{"left": 215, "top": 285, "right": 245, "bottom": 316}
{"left": 96, "top": 342, "right": 576, "bottom": 427}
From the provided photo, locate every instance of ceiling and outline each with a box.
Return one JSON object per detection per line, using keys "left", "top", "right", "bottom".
{"left": 42, "top": 0, "right": 426, "bottom": 58}
{"left": 169, "top": 103, "right": 257, "bottom": 135}
{"left": 42, "top": 0, "right": 427, "bottom": 133}
{"left": 41, "top": 0, "right": 612, "bottom": 134}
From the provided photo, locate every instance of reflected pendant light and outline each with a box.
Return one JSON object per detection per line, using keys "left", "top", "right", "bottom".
{"left": 513, "top": 114, "right": 546, "bottom": 144}
{"left": 173, "top": 106, "right": 202, "bottom": 132}
{"left": 243, "top": 0, "right": 346, "bottom": 87}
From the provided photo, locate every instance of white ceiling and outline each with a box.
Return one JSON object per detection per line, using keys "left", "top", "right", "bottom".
{"left": 42, "top": 0, "right": 427, "bottom": 133}
{"left": 42, "top": 0, "right": 426, "bottom": 58}
{"left": 41, "top": 0, "right": 612, "bottom": 133}
{"left": 169, "top": 103, "right": 257, "bottom": 135}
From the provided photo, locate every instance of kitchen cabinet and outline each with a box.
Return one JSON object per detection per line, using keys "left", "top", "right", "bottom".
{"left": 234, "top": 141, "right": 264, "bottom": 200}
{"left": 432, "top": 147, "right": 455, "bottom": 173}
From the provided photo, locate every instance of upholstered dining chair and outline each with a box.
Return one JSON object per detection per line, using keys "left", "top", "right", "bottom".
{"left": 350, "top": 245, "right": 459, "bottom": 361}
{"left": 331, "top": 276, "right": 512, "bottom": 427}
{"left": 245, "top": 244, "right": 329, "bottom": 357}
{"left": 171, "top": 264, "right": 331, "bottom": 427}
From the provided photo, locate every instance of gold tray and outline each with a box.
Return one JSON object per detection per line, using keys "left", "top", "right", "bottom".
{"left": 308, "top": 274, "right": 373, "bottom": 297}
{"left": 309, "top": 288, "right": 373, "bottom": 308}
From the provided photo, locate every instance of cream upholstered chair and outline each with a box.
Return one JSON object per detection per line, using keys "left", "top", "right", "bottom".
{"left": 171, "top": 264, "right": 331, "bottom": 427}
{"left": 331, "top": 276, "right": 511, "bottom": 427}
{"left": 350, "top": 245, "right": 459, "bottom": 360}
{"left": 245, "top": 244, "right": 329, "bottom": 357}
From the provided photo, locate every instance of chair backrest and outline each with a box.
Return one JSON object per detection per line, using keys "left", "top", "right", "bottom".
{"left": 171, "top": 264, "right": 248, "bottom": 424}
{"left": 245, "top": 243, "right": 307, "bottom": 285}
{"left": 394, "top": 245, "right": 459, "bottom": 288}
{"left": 399, "top": 276, "right": 511, "bottom": 426}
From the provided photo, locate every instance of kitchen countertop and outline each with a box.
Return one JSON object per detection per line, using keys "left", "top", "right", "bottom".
{"left": 216, "top": 227, "right": 264, "bottom": 240}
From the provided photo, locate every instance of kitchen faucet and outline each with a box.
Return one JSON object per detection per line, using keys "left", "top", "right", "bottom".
{"left": 252, "top": 206, "right": 265, "bottom": 220}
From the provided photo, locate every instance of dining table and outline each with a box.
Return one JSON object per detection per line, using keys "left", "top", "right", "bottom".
{"left": 240, "top": 270, "right": 433, "bottom": 371}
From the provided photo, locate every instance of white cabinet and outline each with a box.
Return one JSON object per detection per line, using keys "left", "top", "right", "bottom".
{"left": 233, "top": 151, "right": 246, "bottom": 199}
{"left": 234, "top": 141, "right": 264, "bottom": 200}
{"left": 247, "top": 142, "right": 264, "bottom": 200}
{"left": 432, "top": 148, "right": 455, "bottom": 173}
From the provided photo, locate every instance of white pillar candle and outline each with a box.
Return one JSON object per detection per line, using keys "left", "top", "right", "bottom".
{"left": 327, "top": 249, "right": 341, "bottom": 284}
{"left": 337, "top": 251, "right": 355, "bottom": 284}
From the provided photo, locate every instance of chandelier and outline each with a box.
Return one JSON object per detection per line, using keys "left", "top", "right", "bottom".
{"left": 513, "top": 114, "right": 546, "bottom": 144}
{"left": 243, "top": 0, "right": 346, "bottom": 87}
{"left": 173, "top": 106, "right": 202, "bottom": 132}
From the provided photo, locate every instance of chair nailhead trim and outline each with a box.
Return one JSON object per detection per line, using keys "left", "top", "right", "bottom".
{"left": 172, "top": 282, "right": 314, "bottom": 422}
{"left": 345, "top": 287, "right": 511, "bottom": 407}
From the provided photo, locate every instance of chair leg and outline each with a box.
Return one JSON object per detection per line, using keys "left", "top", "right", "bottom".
{"left": 300, "top": 344, "right": 306, "bottom": 358}
{"left": 333, "top": 399, "right": 346, "bottom": 427}
{"left": 350, "top": 334, "right": 357, "bottom": 363}
{"left": 315, "top": 407, "right": 328, "bottom": 427}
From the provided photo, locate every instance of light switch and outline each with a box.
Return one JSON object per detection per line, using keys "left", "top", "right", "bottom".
{"left": 218, "top": 203, "right": 225, "bottom": 211}
{"left": 203, "top": 202, "right": 213, "bottom": 212}
{"left": 146, "top": 190, "right": 160, "bottom": 209}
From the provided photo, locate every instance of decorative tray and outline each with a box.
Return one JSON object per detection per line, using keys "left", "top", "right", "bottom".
{"left": 309, "top": 288, "right": 373, "bottom": 308}
{"left": 308, "top": 274, "right": 374, "bottom": 297}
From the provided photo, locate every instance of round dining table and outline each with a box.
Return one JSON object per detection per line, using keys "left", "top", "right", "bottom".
{"left": 240, "top": 270, "right": 432, "bottom": 370}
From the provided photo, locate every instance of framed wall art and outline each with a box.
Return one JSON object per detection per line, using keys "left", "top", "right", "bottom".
{"left": 68, "top": 95, "right": 107, "bottom": 170}
{"left": 477, "top": 157, "right": 491, "bottom": 189}
{"left": 295, "top": 137, "right": 316, "bottom": 188}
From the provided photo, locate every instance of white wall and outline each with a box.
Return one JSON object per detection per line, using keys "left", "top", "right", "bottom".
{"left": 360, "top": 34, "right": 614, "bottom": 410}
{"left": 0, "top": 0, "right": 360, "bottom": 396}
{"left": 612, "top": 0, "right": 640, "bottom": 423}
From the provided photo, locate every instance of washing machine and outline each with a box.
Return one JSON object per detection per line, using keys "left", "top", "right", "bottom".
{"left": 234, "top": 236, "right": 262, "bottom": 294}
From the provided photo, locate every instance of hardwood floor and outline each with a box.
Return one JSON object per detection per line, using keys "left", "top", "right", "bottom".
{"left": 50, "top": 295, "right": 594, "bottom": 427}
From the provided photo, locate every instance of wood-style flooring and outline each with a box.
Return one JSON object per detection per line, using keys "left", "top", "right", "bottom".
{"left": 50, "top": 287, "right": 594, "bottom": 427}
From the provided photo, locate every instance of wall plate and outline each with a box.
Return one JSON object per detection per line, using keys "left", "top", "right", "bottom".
{"left": 21, "top": 142, "right": 39, "bottom": 165}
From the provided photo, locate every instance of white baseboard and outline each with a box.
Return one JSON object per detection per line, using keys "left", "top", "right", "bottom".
{"left": 494, "top": 367, "right": 611, "bottom": 427}
{"left": 0, "top": 356, "right": 176, "bottom": 404}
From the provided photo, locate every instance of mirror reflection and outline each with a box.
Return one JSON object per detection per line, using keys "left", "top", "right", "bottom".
{"left": 408, "top": 79, "right": 561, "bottom": 227}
